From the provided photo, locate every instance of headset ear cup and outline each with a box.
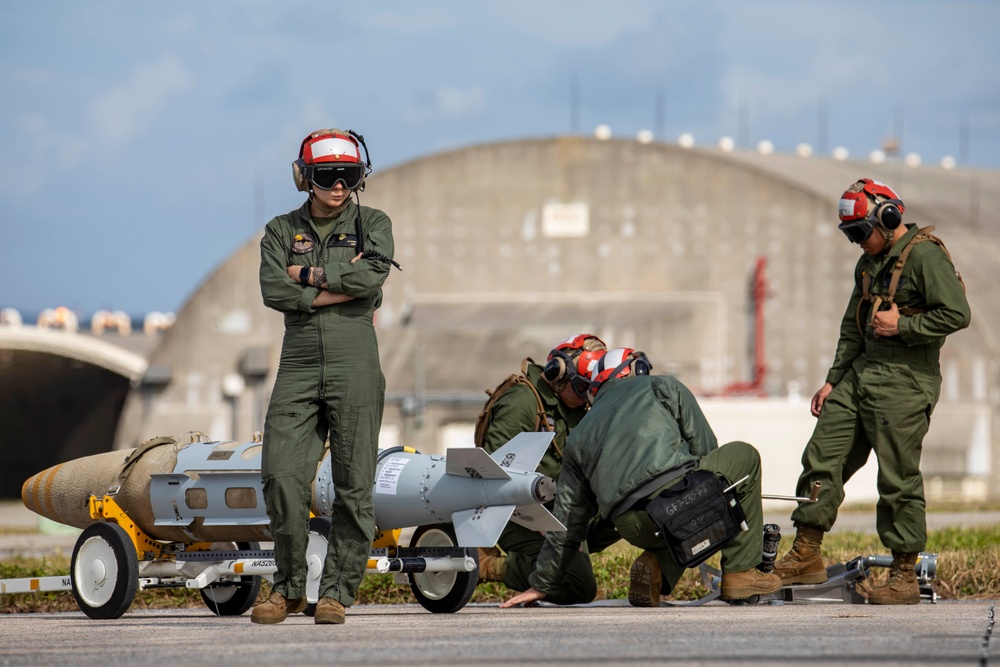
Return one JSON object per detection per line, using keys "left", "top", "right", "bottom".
{"left": 543, "top": 356, "right": 567, "bottom": 383}
{"left": 876, "top": 201, "right": 902, "bottom": 230}
{"left": 631, "top": 353, "right": 653, "bottom": 376}
{"left": 292, "top": 159, "right": 308, "bottom": 192}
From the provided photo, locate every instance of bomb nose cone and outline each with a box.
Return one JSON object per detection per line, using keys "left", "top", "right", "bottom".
{"left": 21, "top": 464, "right": 63, "bottom": 521}
{"left": 20, "top": 449, "right": 134, "bottom": 529}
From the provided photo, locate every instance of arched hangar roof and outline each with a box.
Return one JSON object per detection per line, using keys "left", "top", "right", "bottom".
{"left": 116, "top": 136, "right": 999, "bottom": 460}
{"left": 0, "top": 328, "right": 148, "bottom": 497}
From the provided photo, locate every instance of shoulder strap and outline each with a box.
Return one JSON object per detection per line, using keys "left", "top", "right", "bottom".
{"left": 886, "top": 226, "right": 936, "bottom": 301}
{"left": 858, "top": 226, "right": 943, "bottom": 336}
{"left": 472, "top": 359, "right": 553, "bottom": 449}
{"left": 856, "top": 270, "right": 873, "bottom": 337}
{"left": 520, "top": 357, "right": 553, "bottom": 431}
{"left": 857, "top": 226, "right": 965, "bottom": 335}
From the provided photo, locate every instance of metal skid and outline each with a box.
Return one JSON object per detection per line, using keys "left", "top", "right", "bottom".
{"left": 665, "top": 552, "right": 938, "bottom": 607}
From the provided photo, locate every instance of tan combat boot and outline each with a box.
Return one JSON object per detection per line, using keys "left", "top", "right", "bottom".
{"left": 628, "top": 550, "right": 662, "bottom": 607}
{"left": 773, "top": 524, "right": 827, "bottom": 585}
{"left": 314, "top": 597, "right": 347, "bottom": 624}
{"left": 720, "top": 568, "right": 782, "bottom": 600}
{"left": 250, "top": 590, "right": 307, "bottom": 624}
{"left": 478, "top": 546, "right": 507, "bottom": 583}
{"left": 866, "top": 552, "right": 921, "bottom": 605}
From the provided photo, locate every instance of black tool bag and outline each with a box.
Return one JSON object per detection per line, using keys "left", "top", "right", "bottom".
{"left": 643, "top": 469, "right": 746, "bottom": 568}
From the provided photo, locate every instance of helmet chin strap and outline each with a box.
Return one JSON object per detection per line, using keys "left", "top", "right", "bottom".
{"left": 875, "top": 220, "right": 903, "bottom": 250}
{"left": 877, "top": 223, "right": 894, "bottom": 247}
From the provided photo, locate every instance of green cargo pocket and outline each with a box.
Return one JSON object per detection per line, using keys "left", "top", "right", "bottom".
{"left": 332, "top": 406, "right": 377, "bottom": 487}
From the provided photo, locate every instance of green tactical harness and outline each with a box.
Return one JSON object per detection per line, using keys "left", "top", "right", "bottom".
{"left": 473, "top": 358, "right": 557, "bottom": 454}
{"left": 856, "top": 226, "right": 964, "bottom": 337}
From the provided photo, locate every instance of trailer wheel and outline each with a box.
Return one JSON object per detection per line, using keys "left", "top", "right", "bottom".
{"left": 408, "top": 524, "right": 478, "bottom": 613}
{"left": 71, "top": 523, "right": 139, "bottom": 619}
{"left": 200, "top": 542, "right": 263, "bottom": 616}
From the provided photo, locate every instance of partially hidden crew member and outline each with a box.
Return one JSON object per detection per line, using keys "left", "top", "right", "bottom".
{"left": 478, "top": 334, "right": 619, "bottom": 605}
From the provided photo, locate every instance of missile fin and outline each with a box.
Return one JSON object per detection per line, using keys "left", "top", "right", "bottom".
{"left": 509, "top": 503, "right": 567, "bottom": 533}
{"left": 451, "top": 505, "right": 515, "bottom": 547}
{"left": 445, "top": 447, "right": 511, "bottom": 480}
{"left": 488, "top": 432, "right": 555, "bottom": 474}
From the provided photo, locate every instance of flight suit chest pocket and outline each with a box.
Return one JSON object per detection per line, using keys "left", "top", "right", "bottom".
{"left": 327, "top": 232, "right": 358, "bottom": 249}
{"left": 327, "top": 233, "right": 360, "bottom": 262}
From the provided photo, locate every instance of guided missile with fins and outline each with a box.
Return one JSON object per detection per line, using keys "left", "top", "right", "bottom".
{"left": 21, "top": 431, "right": 564, "bottom": 547}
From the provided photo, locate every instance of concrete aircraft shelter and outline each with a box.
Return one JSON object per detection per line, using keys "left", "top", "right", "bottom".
{"left": 3, "top": 135, "right": 999, "bottom": 503}
{"left": 0, "top": 328, "right": 147, "bottom": 497}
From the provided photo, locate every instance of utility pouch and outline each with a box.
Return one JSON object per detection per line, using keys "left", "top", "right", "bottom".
{"left": 643, "top": 469, "right": 746, "bottom": 568}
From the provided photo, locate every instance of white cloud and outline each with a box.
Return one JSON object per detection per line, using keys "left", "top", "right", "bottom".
{"left": 366, "top": 7, "right": 461, "bottom": 32}
{"left": 402, "top": 86, "right": 488, "bottom": 124}
{"left": 0, "top": 114, "right": 51, "bottom": 196}
{"left": 9, "top": 68, "right": 54, "bottom": 85}
{"left": 484, "top": 0, "right": 660, "bottom": 48}
{"left": 83, "top": 53, "right": 194, "bottom": 161}
{"left": 236, "top": 102, "right": 338, "bottom": 179}
{"left": 0, "top": 54, "right": 195, "bottom": 195}
{"left": 703, "top": 1, "right": 1000, "bottom": 152}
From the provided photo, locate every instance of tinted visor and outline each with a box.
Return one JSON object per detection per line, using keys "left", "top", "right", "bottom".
{"left": 309, "top": 164, "right": 364, "bottom": 190}
{"left": 838, "top": 218, "right": 875, "bottom": 244}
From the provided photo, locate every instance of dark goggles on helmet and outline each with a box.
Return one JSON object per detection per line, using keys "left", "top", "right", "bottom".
{"left": 838, "top": 217, "right": 876, "bottom": 244}
{"left": 308, "top": 164, "right": 365, "bottom": 190}
{"left": 569, "top": 374, "right": 592, "bottom": 399}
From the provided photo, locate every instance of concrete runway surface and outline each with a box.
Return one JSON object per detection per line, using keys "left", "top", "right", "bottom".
{"left": 2, "top": 501, "right": 998, "bottom": 666}
{"left": 0, "top": 601, "right": 996, "bottom": 666}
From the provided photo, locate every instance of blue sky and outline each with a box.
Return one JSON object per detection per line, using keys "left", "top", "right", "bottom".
{"left": 1, "top": 1, "right": 998, "bottom": 317}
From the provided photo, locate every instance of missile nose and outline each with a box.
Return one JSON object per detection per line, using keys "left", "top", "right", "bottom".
{"left": 532, "top": 476, "right": 557, "bottom": 503}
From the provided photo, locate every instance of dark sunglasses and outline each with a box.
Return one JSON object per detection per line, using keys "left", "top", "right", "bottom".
{"left": 838, "top": 218, "right": 875, "bottom": 244}
{"left": 309, "top": 164, "right": 364, "bottom": 190}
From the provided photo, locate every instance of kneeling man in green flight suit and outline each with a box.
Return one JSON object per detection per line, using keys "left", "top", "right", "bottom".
{"left": 501, "top": 348, "right": 781, "bottom": 608}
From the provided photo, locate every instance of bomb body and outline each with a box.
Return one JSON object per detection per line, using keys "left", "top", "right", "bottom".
{"left": 22, "top": 432, "right": 561, "bottom": 547}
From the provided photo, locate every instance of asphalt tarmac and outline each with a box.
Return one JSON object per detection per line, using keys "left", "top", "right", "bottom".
{"left": 0, "top": 601, "right": 996, "bottom": 666}
{"left": 2, "top": 501, "right": 998, "bottom": 666}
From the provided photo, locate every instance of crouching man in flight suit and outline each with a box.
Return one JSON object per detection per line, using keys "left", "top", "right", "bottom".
{"left": 501, "top": 348, "right": 782, "bottom": 608}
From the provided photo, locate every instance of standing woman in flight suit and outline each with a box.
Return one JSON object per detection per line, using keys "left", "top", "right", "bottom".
{"left": 252, "top": 128, "right": 397, "bottom": 625}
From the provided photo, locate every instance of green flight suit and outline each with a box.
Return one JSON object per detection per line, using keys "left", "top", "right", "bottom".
{"left": 792, "top": 224, "right": 971, "bottom": 553}
{"left": 530, "top": 375, "right": 767, "bottom": 598}
{"left": 259, "top": 200, "right": 394, "bottom": 605}
{"left": 482, "top": 362, "right": 619, "bottom": 604}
